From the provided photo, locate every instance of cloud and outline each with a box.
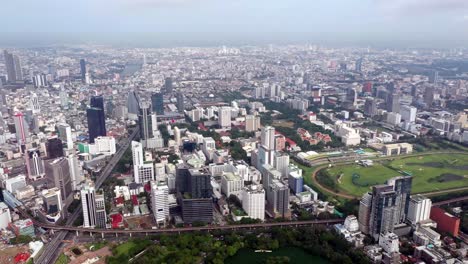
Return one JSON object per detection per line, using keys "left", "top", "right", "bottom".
{"left": 376, "top": 0, "right": 468, "bottom": 15}
{"left": 114, "top": 0, "right": 210, "bottom": 8}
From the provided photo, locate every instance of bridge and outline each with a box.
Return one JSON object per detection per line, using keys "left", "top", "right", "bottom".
{"left": 35, "top": 128, "right": 139, "bottom": 264}
{"left": 432, "top": 196, "right": 468, "bottom": 207}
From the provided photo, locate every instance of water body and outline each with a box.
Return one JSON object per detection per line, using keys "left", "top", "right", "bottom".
{"left": 121, "top": 63, "right": 142, "bottom": 77}
{"left": 226, "top": 247, "right": 328, "bottom": 264}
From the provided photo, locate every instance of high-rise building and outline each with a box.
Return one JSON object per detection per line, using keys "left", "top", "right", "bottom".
{"left": 273, "top": 152, "right": 289, "bottom": 178}
{"left": 164, "top": 77, "right": 173, "bottom": 93}
{"left": 355, "top": 58, "right": 363, "bottom": 72}
{"left": 424, "top": 86, "right": 434, "bottom": 108}
{"left": 407, "top": 195, "right": 432, "bottom": 225}
{"left": 221, "top": 172, "right": 244, "bottom": 197}
{"left": 190, "top": 170, "right": 212, "bottom": 199}
{"left": 218, "top": 107, "right": 231, "bottom": 129}
{"left": 151, "top": 92, "right": 164, "bottom": 115}
{"left": 131, "top": 141, "right": 154, "bottom": 184}
{"left": 245, "top": 115, "right": 261, "bottom": 132}
{"left": 46, "top": 137, "right": 64, "bottom": 159}
{"left": 44, "top": 157, "right": 72, "bottom": 204}
{"left": 32, "top": 74, "right": 47, "bottom": 88}
{"left": 67, "top": 153, "right": 83, "bottom": 191}
{"left": 13, "top": 113, "right": 29, "bottom": 145}
{"left": 261, "top": 126, "right": 275, "bottom": 151}
{"left": 387, "top": 176, "right": 413, "bottom": 223}
{"left": 138, "top": 102, "right": 153, "bottom": 141}
{"left": 132, "top": 141, "right": 144, "bottom": 167}
{"left": 428, "top": 70, "right": 438, "bottom": 84}
{"left": 368, "top": 184, "right": 398, "bottom": 240}
{"left": 57, "top": 123, "right": 73, "bottom": 150}
{"left": 81, "top": 182, "right": 96, "bottom": 228}
{"left": 0, "top": 202, "right": 12, "bottom": 229}
{"left": 30, "top": 93, "right": 41, "bottom": 114}
{"left": 28, "top": 149, "right": 45, "bottom": 180}
{"left": 266, "top": 179, "right": 290, "bottom": 219}
{"left": 80, "top": 59, "right": 86, "bottom": 82}
{"left": 150, "top": 181, "right": 169, "bottom": 225}
{"left": 387, "top": 93, "right": 400, "bottom": 113}
{"left": 242, "top": 185, "right": 265, "bottom": 221}
{"left": 41, "top": 187, "right": 62, "bottom": 215}
{"left": 95, "top": 193, "right": 107, "bottom": 228}
{"left": 174, "top": 126, "right": 181, "bottom": 146}
{"left": 127, "top": 91, "right": 141, "bottom": 119}
{"left": 364, "top": 98, "right": 377, "bottom": 117}
{"left": 87, "top": 96, "right": 106, "bottom": 143}
{"left": 400, "top": 105, "right": 417, "bottom": 123}
{"left": 358, "top": 192, "right": 373, "bottom": 234}
{"left": 3, "top": 50, "right": 22, "bottom": 83}
{"left": 176, "top": 92, "right": 184, "bottom": 113}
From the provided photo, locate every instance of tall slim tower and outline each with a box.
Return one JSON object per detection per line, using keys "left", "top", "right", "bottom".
{"left": 13, "top": 113, "right": 29, "bottom": 146}
{"left": 165, "top": 77, "right": 173, "bottom": 93}
{"left": 151, "top": 93, "right": 164, "bottom": 115}
{"left": 80, "top": 59, "right": 86, "bottom": 82}
{"left": 138, "top": 102, "right": 153, "bottom": 141}
{"left": 218, "top": 107, "right": 231, "bottom": 129}
{"left": 3, "top": 50, "right": 22, "bottom": 83}
{"left": 261, "top": 126, "right": 276, "bottom": 151}
{"left": 127, "top": 91, "right": 141, "bottom": 119}
{"left": 81, "top": 182, "right": 96, "bottom": 228}
{"left": 177, "top": 92, "right": 184, "bottom": 113}
{"left": 150, "top": 181, "right": 169, "bottom": 225}
{"left": 87, "top": 96, "right": 106, "bottom": 143}
{"left": 28, "top": 149, "right": 45, "bottom": 180}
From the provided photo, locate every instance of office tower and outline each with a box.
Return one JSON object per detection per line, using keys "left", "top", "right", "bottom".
{"left": 400, "top": 105, "right": 417, "bottom": 123}
{"left": 44, "top": 157, "right": 72, "bottom": 203}
{"left": 255, "top": 86, "right": 266, "bottom": 99}
{"left": 387, "top": 82, "right": 396, "bottom": 94}
{"left": 242, "top": 185, "right": 265, "bottom": 221}
{"left": 180, "top": 196, "right": 213, "bottom": 224}
{"left": 368, "top": 184, "right": 398, "bottom": 240}
{"left": 176, "top": 92, "right": 184, "bottom": 113}
{"left": 174, "top": 126, "right": 181, "bottom": 146}
{"left": 266, "top": 180, "right": 290, "bottom": 219}
{"left": 150, "top": 181, "right": 169, "bottom": 225}
{"left": 164, "top": 77, "right": 173, "bottom": 93}
{"left": 81, "top": 183, "right": 96, "bottom": 228}
{"left": 387, "top": 176, "right": 413, "bottom": 223}
{"left": 151, "top": 92, "right": 164, "bottom": 115}
{"left": 175, "top": 165, "right": 191, "bottom": 193}
{"left": 221, "top": 173, "right": 244, "bottom": 197}
{"left": 261, "top": 126, "right": 275, "bottom": 150}
{"left": 0, "top": 202, "right": 12, "bottom": 229}
{"left": 364, "top": 98, "right": 377, "bottom": 117}
{"left": 245, "top": 115, "right": 260, "bottom": 132}
{"left": 28, "top": 149, "right": 45, "bottom": 179}
{"left": 190, "top": 170, "right": 212, "bottom": 199}
{"left": 95, "top": 193, "right": 107, "bottom": 228}
{"left": 67, "top": 153, "right": 83, "bottom": 191}
{"left": 32, "top": 74, "right": 47, "bottom": 88}
{"left": 288, "top": 171, "right": 303, "bottom": 194}
{"left": 13, "top": 113, "right": 29, "bottom": 146}
{"left": 131, "top": 141, "right": 154, "bottom": 184}
{"left": 424, "top": 86, "right": 434, "bottom": 107}
{"left": 387, "top": 93, "right": 400, "bottom": 113}
{"left": 355, "top": 58, "right": 363, "bottom": 72}
{"left": 127, "top": 91, "right": 140, "bottom": 119}
{"left": 411, "top": 85, "right": 417, "bottom": 97}
{"left": 132, "top": 141, "right": 144, "bottom": 167}
{"left": 41, "top": 187, "right": 62, "bottom": 215}
{"left": 46, "top": 137, "right": 64, "bottom": 159}
{"left": 428, "top": 70, "right": 438, "bottom": 84}
{"left": 274, "top": 152, "right": 290, "bottom": 178}
{"left": 218, "top": 106, "right": 231, "bottom": 129}
{"left": 80, "top": 59, "right": 86, "bottom": 82}
{"left": 407, "top": 195, "right": 432, "bottom": 225}
{"left": 3, "top": 50, "right": 22, "bottom": 82}
{"left": 87, "top": 96, "right": 106, "bottom": 143}
{"left": 59, "top": 90, "right": 69, "bottom": 108}
{"left": 358, "top": 193, "right": 373, "bottom": 234}
{"left": 57, "top": 123, "right": 73, "bottom": 150}
{"left": 30, "top": 93, "right": 40, "bottom": 114}
{"left": 138, "top": 102, "right": 153, "bottom": 141}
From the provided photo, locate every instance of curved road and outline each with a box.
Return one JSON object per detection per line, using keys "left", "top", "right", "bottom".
{"left": 309, "top": 151, "right": 468, "bottom": 200}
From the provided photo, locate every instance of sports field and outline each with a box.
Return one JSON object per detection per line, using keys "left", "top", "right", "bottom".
{"left": 325, "top": 153, "right": 468, "bottom": 196}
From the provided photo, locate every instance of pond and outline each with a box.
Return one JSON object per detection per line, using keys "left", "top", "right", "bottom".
{"left": 226, "top": 247, "right": 329, "bottom": 264}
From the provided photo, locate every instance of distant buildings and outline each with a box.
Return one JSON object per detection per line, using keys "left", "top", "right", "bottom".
{"left": 151, "top": 92, "right": 164, "bottom": 115}
{"left": 80, "top": 59, "right": 86, "bottom": 82}
{"left": 218, "top": 106, "right": 231, "bottom": 129}
{"left": 3, "top": 50, "right": 22, "bottom": 83}
{"left": 245, "top": 115, "right": 261, "bottom": 132}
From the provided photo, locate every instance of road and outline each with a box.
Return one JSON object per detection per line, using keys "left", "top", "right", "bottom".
{"left": 35, "top": 128, "right": 139, "bottom": 264}
{"left": 308, "top": 151, "right": 468, "bottom": 200}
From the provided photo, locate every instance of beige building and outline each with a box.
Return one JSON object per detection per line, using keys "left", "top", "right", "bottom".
{"left": 382, "top": 143, "right": 413, "bottom": 156}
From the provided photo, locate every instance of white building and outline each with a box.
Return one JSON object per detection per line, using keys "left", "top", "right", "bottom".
{"left": 245, "top": 115, "right": 261, "bottom": 132}
{"left": 379, "top": 232, "right": 399, "bottom": 253}
{"left": 5, "top": 175, "right": 27, "bottom": 193}
{"left": 91, "top": 136, "right": 116, "bottom": 155}
{"left": 57, "top": 123, "right": 73, "bottom": 150}
{"left": 132, "top": 141, "right": 144, "bottom": 166}
{"left": 407, "top": 195, "right": 432, "bottom": 225}
{"left": 81, "top": 182, "right": 97, "bottom": 228}
{"left": 242, "top": 185, "right": 265, "bottom": 221}
{"left": 135, "top": 163, "right": 155, "bottom": 184}
{"left": 386, "top": 112, "right": 402, "bottom": 126}
{"left": 344, "top": 215, "right": 360, "bottom": 232}
{"left": 261, "top": 126, "right": 276, "bottom": 150}
{"left": 274, "top": 153, "right": 290, "bottom": 178}
{"left": 221, "top": 172, "right": 244, "bottom": 197}
{"left": 67, "top": 154, "right": 84, "bottom": 191}
{"left": 174, "top": 126, "right": 181, "bottom": 146}
{"left": 150, "top": 181, "right": 169, "bottom": 225}
{"left": 218, "top": 106, "right": 232, "bottom": 129}
{"left": 335, "top": 123, "right": 361, "bottom": 146}
{"left": 400, "top": 105, "right": 417, "bottom": 123}
{"left": 0, "top": 202, "right": 12, "bottom": 229}
{"left": 154, "top": 163, "right": 166, "bottom": 182}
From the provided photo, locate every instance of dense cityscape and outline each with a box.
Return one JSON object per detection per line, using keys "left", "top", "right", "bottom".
{"left": 0, "top": 44, "right": 466, "bottom": 263}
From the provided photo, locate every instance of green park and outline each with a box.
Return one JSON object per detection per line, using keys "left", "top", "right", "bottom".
{"left": 323, "top": 153, "right": 468, "bottom": 197}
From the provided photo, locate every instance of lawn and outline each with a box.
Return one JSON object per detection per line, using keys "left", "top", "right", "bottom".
{"left": 272, "top": 120, "right": 295, "bottom": 128}
{"left": 55, "top": 253, "right": 69, "bottom": 264}
{"left": 114, "top": 241, "right": 137, "bottom": 256}
{"left": 325, "top": 153, "right": 468, "bottom": 196}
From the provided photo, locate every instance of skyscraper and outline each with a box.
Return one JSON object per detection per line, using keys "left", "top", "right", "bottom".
{"left": 261, "top": 126, "right": 276, "bottom": 151}
{"left": 364, "top": 98, "right": 377, "bottom": 117}
{"left": 44, "top": 157, "right": 72, "bottom": 203}
{"left": 87, "top": 96, "right": 106, "bottom": 143}
{"left": 127, "top": 91, "right": 141, "bottom": 119}
{"left": 81, "top": 182, "right": 96, "bottom": 228}
{"left": 387, "top": 93, "right": 400, "bottom": 113}
{"left": 28, "top": 149, "right": 45, "bottom": 180}
{"left": 245, "top": 115, "right": 261, "bottom": 132}
{"left": 95, "top": 192, "right": 107, "bottom": 228}
{"left": 424, "top": 86, "right": 434, "bottom": 108}
{"left": 218, "top": 107, "right": 231, "bottom": 129}
{"left": 190, "top": 169, "right": 212, "bottom": 199}
{"left": 355, "top": 58, "right": 363, "bottom": 72}
{"left": 80, "top": 59, "right": 86, "bottom": 82}
{"left": 150, "top": 181, "right": 169, "bottom": 225}
{"left": 13, "top": 113, "right": 29, "bottom": 146}
{"left": 46, "top": 137, "right": 64, "bottom": 159}
{"left": 3, "top": 50, "right": 22, "bottom": 83}
{"left": 138, "top": 102, "right": 153, "bottom": 141}
{"left": 242, "top": 185, "right": 265, "bottom": 221}
{"left": 57, "top": 123, "right": 73, "bottom": 150}
{"left": 165, "top": 77, "right": 173, "bottom": 93}
{"left": 30, "top": 93, "right": 40, "bottom": 114}
{"left": 151, "top": 92, "right": 164, "bottom": 115}
{"left": 176, "top": 92, "right": 184, "bottom": 113}
{"left": 428, "top": 70, "right": 438, "bottom": 84}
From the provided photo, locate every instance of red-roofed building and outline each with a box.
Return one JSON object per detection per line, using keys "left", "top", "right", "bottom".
{"left": 14, "top": 253, "right": 30, "bottom": 263}
{"left": 114, "top": 197, "right": 124, "bottom": 207}
{"left": 131, "top": 195, "right": 139, "bottom": 206}
{"left": 110, "top": 213, "right": 123, "bottom": 229}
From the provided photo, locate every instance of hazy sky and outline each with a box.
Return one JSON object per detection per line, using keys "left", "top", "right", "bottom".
{"left": 1, "top": 0, "right": 467, "bottom": 47}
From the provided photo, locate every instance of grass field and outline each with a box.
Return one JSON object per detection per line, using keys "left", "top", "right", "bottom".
{"left": 326, "top": 153, "right": 468, "bottom": 196}
{"left": 272, "top": 120, "right": 295, "bottom": 128}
